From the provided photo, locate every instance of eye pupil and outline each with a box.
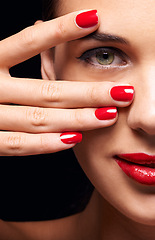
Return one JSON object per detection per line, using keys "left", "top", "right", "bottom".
{"left": 103, "top": 53, "right": 109, "bottom": 59}
{"left": 96, "top": 51, "right": 114, "bottom": 65}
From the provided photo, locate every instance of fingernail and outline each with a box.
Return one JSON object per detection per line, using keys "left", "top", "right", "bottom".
{"left": 60, "top": 132, "right": 82, "bottom": 144}
{"left": 95, "top": 107, "right": 117, "bottom": 120}
{"left": 110, "top": 86, "right": 134, "bottom": 102}
{"left": 75, "top": 10, "right": 98, "bottom": 28}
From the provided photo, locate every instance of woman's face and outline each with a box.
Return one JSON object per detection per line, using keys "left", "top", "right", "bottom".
{"left": 53, "top": 0, "right": 155, "bottom": 225}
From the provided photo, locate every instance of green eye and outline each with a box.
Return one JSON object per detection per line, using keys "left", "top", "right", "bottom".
{"left": 96, "top": 51, "right": 114, "bottom": 65}
{"left": 78, "top": 47, "right": 128, "bottom": 69}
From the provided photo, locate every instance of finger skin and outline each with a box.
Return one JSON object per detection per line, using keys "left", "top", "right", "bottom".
{"left": 0, "top": 76, "right": 134, "bottom": 108}
{"left": 0, "top": 105, "right": 118, "bottom": 133}
{"left": 0, "top": 10, "right": 134, "bottom": 157}
{"left": 0, "top": 10, "right": 99, "bottom": 68}
{"left": 0, "top": 132, "right": 76, "bottom": 156}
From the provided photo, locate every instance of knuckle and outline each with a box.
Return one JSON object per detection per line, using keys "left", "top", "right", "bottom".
{"left": 55, "top": 20, "right": 66, "bottom": 38}
{"left": 26, "top": 107, "right": 47, "bottom": 127}
{"left": 19, "top": 26, "right": 36, "bottom": 48}
{"left": 5, "top": 134, "right": 23, "bottom": 152}
{"left": 39, "top": 135, "right": 49, "bottom": 152}
{"left": 40, "top": 81, "right": 60, "bottom": 103}
{"left": 73, "top": 109, "right": 84, "bottom": 128}
{"left": 88, "top": 85, "right": 100, "bottom": 104}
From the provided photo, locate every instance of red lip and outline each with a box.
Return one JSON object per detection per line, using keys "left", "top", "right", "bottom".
{"left": 115, "top": 153, "right": 155, "bottom": 185}
{"left": 118, "top": 153, "right": 155, "bottom": 164}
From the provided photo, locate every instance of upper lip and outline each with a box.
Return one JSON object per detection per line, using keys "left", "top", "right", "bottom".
{"left": 116, "top": 153, "right": 155, "bottom": 165}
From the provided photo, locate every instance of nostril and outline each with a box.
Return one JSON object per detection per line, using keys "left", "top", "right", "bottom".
{"left": 136, "top": 128, "right": 149, "bottom": 135}
{"left": 129, "top": 127, "right": 146, "bottom": 136}
{"left": 127, "top": 106, "right": 155, "bottom": 135}
{"left": 136, "top": 128, "right": 145, "bottom": 133}
{"left": 132, "top": 126, "right": 155, "bottom": 136}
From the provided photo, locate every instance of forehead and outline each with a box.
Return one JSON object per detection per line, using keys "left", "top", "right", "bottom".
{"left": 59, "top": 0, "right": 155, "bottom": 51}
{"left": 60, "top": 0, "right": 155, "bottom": 20}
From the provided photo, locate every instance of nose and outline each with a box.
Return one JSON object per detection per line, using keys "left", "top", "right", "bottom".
{"left": 127, "top": 66, "right": 155, "bottom": 135}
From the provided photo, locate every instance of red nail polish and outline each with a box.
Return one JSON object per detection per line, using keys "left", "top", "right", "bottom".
{"left": 60, "top": 132, "right": 82, "bottom": 144}
{"left": 95, "top": 107, "right": 117, "bottom": 120}
{"left": 75, "top": 10, "right": 98, "bottom": 28}
{"left": 110, "top": 86, "right": 134, "bottom": 101}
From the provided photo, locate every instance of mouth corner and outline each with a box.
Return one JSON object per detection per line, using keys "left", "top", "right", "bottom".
{"left": 113, "top": 153, "right": 155, "bottom": 185}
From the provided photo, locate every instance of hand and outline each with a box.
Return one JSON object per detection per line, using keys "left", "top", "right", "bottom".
{"left": 0, "top": 10, "right": 134, "bottom": 156}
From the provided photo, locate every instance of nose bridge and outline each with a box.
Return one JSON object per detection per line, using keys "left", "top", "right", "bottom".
{"left": 127, "top": 66, "right": 155, "bottom": 135}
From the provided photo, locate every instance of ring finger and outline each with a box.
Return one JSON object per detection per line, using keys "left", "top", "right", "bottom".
{"left": 0, "top": 105, "right": 118, "bottom": 133}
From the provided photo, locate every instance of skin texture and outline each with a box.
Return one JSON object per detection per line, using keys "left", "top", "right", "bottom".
{"left": 0, "top": 7, "right": 133, "bottom": 240}
{"left": 0, "top": 11, "right": 132, "bottom": 156}
{"left": 1, "top": 0, "right": 155, "bottom": 239}
{"left": 42, "top": 0, "right": 155, "bottom": 239}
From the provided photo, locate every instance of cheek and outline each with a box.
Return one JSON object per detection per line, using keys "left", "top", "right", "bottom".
{"left": 54, "top": 44, "right": 69, "bottom": 79}
{"left": 73, "top": 128, "right": 117, "bottom": 189}
{"left": 73, "top": 130, "right": 127, "bottom": 222}
{"left": 54, "top": 44, "right": 84, "bottom": 81}
{"left": 73, "top": 127, "right": 155, "bottom": 225}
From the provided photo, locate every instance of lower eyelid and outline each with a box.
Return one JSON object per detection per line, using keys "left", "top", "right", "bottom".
{"left": 87, "top": 63, "right": 125, "bottom": 70}
{"left": 81, "top": 60, "right": 130, "bottom": 73}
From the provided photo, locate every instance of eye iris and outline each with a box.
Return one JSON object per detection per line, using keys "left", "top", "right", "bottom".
{"left": 96, "top": 51, "right": 114, "bottom": 65}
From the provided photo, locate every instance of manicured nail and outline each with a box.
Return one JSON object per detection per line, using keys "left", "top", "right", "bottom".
{"left": 60, "top": 132, "right": 82, "bottom": 144}
{"left": 75, "top": 10, "right": 98, "bottom": 28}
{"left": 110, "top": 86, "right": 134, "bottom": 101}
{"left": 95, "top": 107, "right": 117, "bottom": 120}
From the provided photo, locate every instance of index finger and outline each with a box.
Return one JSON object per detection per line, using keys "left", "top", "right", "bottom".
{"left": 0, "top": 10, "right": 99, "bottom": 68}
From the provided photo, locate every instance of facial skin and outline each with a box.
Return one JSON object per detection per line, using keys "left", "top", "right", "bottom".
{"left": 43, "top": 0, "right": 155, "bottom": 238}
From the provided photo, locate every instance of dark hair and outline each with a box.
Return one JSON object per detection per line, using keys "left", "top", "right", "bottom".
{"left": 42, "top": 0, "right": 59, "bottom": 20}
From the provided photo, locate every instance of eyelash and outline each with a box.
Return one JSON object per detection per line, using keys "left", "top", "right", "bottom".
{"left": 78, "top": 47, "right": 128, "bottom": 70}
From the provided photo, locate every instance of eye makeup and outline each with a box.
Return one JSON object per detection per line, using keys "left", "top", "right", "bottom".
{"left": 77, "top": 47, "right": 129, "bottom": 70}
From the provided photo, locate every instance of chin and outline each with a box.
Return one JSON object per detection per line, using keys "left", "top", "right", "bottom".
{"left": 126, "top": 208, "right": 155, "bottom": 226}
{"left": 103, "top": 179, "right": 155, "bottom": 226}
{"left": 98, "top": 182, "right": 155, "bottom": 227}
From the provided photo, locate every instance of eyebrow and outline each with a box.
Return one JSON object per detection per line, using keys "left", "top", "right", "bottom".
{"left": 81, "top": 31, "right": 129, "bottom": 45}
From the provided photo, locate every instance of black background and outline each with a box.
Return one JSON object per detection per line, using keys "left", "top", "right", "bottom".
{"left": 0, "top": 1, "right": 92, "bottom": 221}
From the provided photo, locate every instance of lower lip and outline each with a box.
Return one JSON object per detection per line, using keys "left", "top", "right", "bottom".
{"left": 115, "top": 158, "right": 155, "bottom": 185}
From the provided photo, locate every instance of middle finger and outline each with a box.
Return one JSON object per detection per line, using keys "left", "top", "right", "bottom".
{"left": 0, "top": 76, "right": 134, "bottom": 108}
